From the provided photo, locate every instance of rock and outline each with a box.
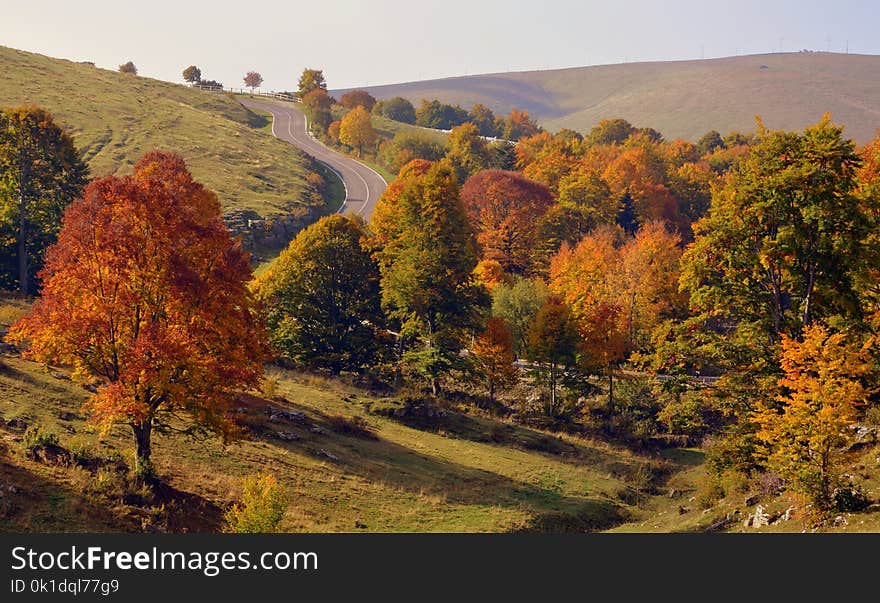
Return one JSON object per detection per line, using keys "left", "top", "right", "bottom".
{"left": 668, "top": 488, "right": 678, "bottom": 498}
{"left": 57, "top": 410, "right": 79, "bottom": 422}
{"left": 318, "top": 449, "right": 339, "bottom": 462}
{"left": 49, "top": 371, "right": 68, "bottom": 380}
{"left": 6, "top": 418, "right": 27, "bottom": 431}
{"left": 833, "top": 515, "right": 848, "bottom": 527}
{"left": 744, "top": 494, "right": 759, "bottom": 507}
{"left": 747, "top": 505, "right": 770, "bottom": 528}
{"left": 275, "top": 432, "right": 299, "bottom": 441}
{"left": 309, "top": 427, "right": 326, "bottom": 435}
{"left": 354, "top": 520, "right": 367, "bottom": 529}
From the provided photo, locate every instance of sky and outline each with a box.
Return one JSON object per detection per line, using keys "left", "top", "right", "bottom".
{"left": 1, "top": 0, "right": 878, "bottom": 90}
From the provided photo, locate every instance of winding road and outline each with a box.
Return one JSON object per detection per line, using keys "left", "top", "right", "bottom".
{"left": 240, "top": 98, "right": 387, "bottom": 219}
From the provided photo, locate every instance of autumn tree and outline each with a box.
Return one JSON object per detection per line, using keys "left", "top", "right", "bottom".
{"left": 460, "top": 170, "right": 555, "bottom": 275}
{"left": 696, "top": 130, "right": 724, "bottom": 156}
{"left": 118, "top": 61, "right": 137, "bottom": 75}
{"left": 297, "top": 68, "right": 326, "bottom": 97}
{"left": 5, "top": 151, "right": 267, "bottom": 478}
{"left": 371, "top": 162, "right": 487, "bottom": 395}
{"left": 756, "top": 325, "right": 874, "bottom": 511}
{"left": 0, "top": 106, "right": 89, "bottom": 294}
{"left": 254, "top": 214, "right": 385, "bottom": 374}
{"left": 301, "top": 89, "right": 332, "bottom": 136}
{"left": 244, "top": 71, "right": 263, "bottom": 93}
{"left": 340, "top": 90, "right": 377, "bottom": 112}
{"left": 491, "top": 276, "right": 548, "bottom": 358}
{"left": 339, "top": 106, "right": 377, "bottom": 157}
{"left": 527, "top": 295, "right": 581, "bottom": 417}
{"left": 471, "top": 317, "right": 518, "bottom": 405}
{"left": 182, "top": 65, "right": 201, "bottom": 84}
{"left": 445, "top": 122, "right": 492, "bottom": 183}
{"left": 502, "top": 109, "right": 541, "bottom": 141}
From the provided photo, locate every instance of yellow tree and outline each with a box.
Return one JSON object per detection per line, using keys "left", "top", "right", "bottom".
{"left": 756, "top": 325, "right": 875, "bottom": 511}
{"left": 339, "top": 106, "right": 377, "bottom": 157}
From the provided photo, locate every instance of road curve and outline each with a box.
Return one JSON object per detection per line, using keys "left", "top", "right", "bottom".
{"left": 240, "top": 98, "right": 387, "bottom": 219}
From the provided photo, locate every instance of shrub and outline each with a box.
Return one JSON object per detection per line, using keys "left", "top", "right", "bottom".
{"left": 695, "top": 473, "right": 725, "bottom": 509}
{"left": 21, "top": 423, "right": 59, "bottom": 453}
{"left": 833, "top": 484, "right": 870, "bottom": 512}
{"left": 326, "top": 414, "right": 377, "bottom": 440}
{"left": 225, "top": 473, "right": 288, "bottom": 533}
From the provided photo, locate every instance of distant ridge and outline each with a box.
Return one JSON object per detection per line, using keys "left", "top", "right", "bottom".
{"left": 332, "top": 52, "right": 880, "bottom": 143}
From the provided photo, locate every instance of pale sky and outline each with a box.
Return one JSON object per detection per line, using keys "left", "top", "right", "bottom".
{"left": 2, "top": 0, "right": 877, "bottom": 90}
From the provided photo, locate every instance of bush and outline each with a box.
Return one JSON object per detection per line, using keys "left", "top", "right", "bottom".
{"left": 21, "top": 423, "right": 59, "bottom": 453}
{"left": 695, "top": 473, "right": 725, "bottom": 509}
{"left": 225, "top": 473, "right": 288, "bottom": 533}
{"left": 833, "top": 484, "right": 870, "bottom": 512}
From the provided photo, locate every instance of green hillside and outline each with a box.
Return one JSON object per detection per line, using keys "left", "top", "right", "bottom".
{"left": 0, "top": 45, "right": 327, "bottom": 218}
{"left": 334, "top": 52, "right": 880, "bottom": 143}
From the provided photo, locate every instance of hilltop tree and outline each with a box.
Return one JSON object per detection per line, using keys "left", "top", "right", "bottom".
{"left": 756, "top": 325, "right": 874, "bottom": 511}
{"left": 527, "top": 295, "right": 581, "bottom": 417}
{"left": 118, "top": 61, "right": 137, "bottom": 75}
{"left": 0, "top": 105, "right": 89, "bottom": 294}
{"left": 445, "top": 122, "right": 492, "bottom": 183}
{"left": 297, "top": 68, "right": 326, "bottom": 97}
{"left": 371, "top": 162, "right": 487, "bottom": 395}
{"left": 471, "top": 317, "right": 518, "bottom": 405}
{"left": 339, "top": 106, "right": 377, "bottom": 157}
{"left": 244, "top": 71, "right": 263, "bottom": 93}
{"left": 301, "top": 88, "right": 332, "bottom": 136}
{"left": 182, "top": 65, "right": 201, "bottom": 84}
{"left": 340, "top": 90, "right": 377, "bottom": 112}
{"left": 255, "top": 214, "right": 385, "bottom": 374}
{"left": 6, "top": 151, "right": 267, "bottom": 478}
{"left": 696, "top": 130, "right": 724, "bottom": 156}
{"left": 460, "top": 169, "right": 555, "bottom": 275}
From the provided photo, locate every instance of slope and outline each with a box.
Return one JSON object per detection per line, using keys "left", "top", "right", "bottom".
{"left": 333, "top": 52, "right": 880, "bottom": 143}
{"left": 0, "top": 45, "right": 327, "bottom": 218}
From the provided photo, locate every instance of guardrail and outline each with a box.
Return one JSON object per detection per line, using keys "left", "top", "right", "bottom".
{"left": 191, "top": 84, "right": 300, "bottom": 102}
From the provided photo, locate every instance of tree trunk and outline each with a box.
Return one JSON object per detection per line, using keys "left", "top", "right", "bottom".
{"left": 131, "top": 421, "right": 153, "bottom": 480}
{"left": 488, "top": 380, "right": 495, "bottom": 406}
{"left": 608, "top": 367, "right": 614, "bottom": 415}
{"left": 549, "top": 362, "right": 557, "bottom": 417}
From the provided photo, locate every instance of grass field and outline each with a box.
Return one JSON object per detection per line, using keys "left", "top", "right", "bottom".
{"left": 0, "top": 45, "right": 327, "bottom": 218}
{"left": 333, "top": 52, "right": 880, "bottom": 143}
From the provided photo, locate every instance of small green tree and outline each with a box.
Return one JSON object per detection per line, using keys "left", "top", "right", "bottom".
{"left": 118, "top": 61, "right": 137, "bottom": 75}
{"left": 254, "top": 214, "right": 385, "bottom": 374}
{"left": 225, "top": 473, "right": 288, "bottom": 533}
{"left": 0, "top": 105, "right": 89, "bottom": 293}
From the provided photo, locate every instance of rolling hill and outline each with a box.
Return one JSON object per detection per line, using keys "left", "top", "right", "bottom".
{"left": 0, "top": 45, "right": 331, "bottom": 219}
{"left": 333, "top": 52, "right": 880, "bottom": 143}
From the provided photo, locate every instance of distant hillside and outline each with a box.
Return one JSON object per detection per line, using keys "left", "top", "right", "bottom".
{"left": 0, "top": 45, "right": 325, "bottom": 218}
{"left": 333, "top": 52, "right": 880, "bottom": 143}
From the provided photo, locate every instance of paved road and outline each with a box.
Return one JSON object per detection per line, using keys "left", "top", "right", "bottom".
{"left": 240, "top": 98, "right": 387, "bottom": 219}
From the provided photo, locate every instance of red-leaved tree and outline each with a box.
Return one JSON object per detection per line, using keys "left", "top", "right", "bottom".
{"left": 6, "top": 151, "right": 268, "bottom": 478}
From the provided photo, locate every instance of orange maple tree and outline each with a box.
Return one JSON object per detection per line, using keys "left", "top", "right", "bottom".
{"left": 6, "top": 151, "right": 268, "bottom": 477}
{"left": 471, "top": 317, "right": 518, "bottom": 405}
{"left": 460, "top": 170, "right": 555, "bottom": 275}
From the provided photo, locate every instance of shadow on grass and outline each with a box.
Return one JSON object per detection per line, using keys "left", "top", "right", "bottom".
{"left": 238, "top": 394, "right": 631, "bottom": 532}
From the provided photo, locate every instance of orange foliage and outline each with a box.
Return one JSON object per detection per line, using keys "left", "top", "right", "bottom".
{"left": 6, "top": 151, "right": 267, "bottom": 472}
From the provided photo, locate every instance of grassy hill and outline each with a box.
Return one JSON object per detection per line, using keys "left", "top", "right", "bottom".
{"left": 333, "top": 52, "right": 880, "bottom": 143}
{"left": 0, "top": 45, "right": 332, "bottom": 218}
